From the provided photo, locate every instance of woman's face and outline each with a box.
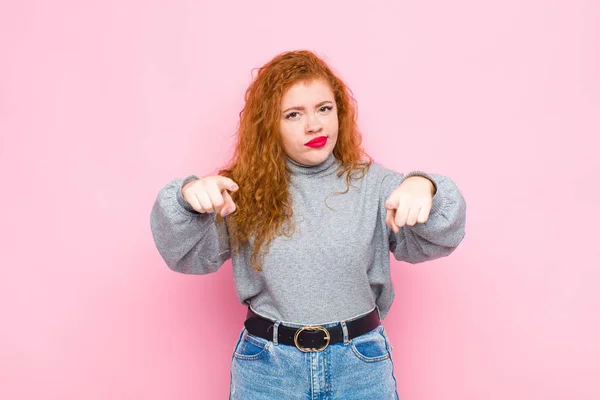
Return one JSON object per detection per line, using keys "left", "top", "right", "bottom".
{"left": 279, "top": 79, "right": 338, "bottom": 166}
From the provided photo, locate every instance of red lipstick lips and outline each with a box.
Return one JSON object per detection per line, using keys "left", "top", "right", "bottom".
{"left": 304, "top": 136, "right": 327, "bottom": 148}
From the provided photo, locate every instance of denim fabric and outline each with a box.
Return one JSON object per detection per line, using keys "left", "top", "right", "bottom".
{"left": 229, "top": 320, "right": 400, "bottom": 399}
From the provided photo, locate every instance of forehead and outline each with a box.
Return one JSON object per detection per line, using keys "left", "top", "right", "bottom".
{"left": 281, "top": 79, "right": 335, "bottom": 106}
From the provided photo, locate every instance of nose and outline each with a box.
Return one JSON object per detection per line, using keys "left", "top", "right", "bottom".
{"left": 305, "top": 114, "right": 323, "bottom": 134}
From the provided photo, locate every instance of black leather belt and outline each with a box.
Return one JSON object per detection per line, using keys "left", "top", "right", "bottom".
{"left": 244, "top": 307, "right": 380, "bottom": 352}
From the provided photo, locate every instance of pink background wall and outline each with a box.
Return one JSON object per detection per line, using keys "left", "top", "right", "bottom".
{"left": 1, "top": 0, "right": 598, "bottom": 399}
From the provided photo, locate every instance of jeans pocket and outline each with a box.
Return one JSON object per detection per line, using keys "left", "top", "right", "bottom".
{"left": 233, "top": 328, "right": 272, "bottom": 361}
{"left": 350, "top": 325, "right": 391, "bottom": 363}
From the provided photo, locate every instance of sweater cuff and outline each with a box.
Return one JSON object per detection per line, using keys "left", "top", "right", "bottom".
{"left": 176, "top": 174, "right": 201, "bottom": 214}
{"left": 399, "top": 170, "right": 445, "bottom": 216}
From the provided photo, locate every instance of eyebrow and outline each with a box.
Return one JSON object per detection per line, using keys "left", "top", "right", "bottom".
{"left": 282, "top": 100, "right": 334, "bottom": 114}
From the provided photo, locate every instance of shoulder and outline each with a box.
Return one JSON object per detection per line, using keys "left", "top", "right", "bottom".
{"left": 364, "top": 160, "right": 403, "bottom": 184}
{"left": 346, "top": 160, "right": 403, "bottom": 197}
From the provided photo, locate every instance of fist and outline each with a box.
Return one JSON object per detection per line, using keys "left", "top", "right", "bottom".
{"left": 182, "top": 175, "right": 239, "bottom": 217}
{"left": 385, "top": 176, "right": 435, "bottom": 232}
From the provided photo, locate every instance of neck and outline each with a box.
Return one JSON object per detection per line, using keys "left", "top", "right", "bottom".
{"left": 285, "top": 152, "right": 339, "bottom": 177}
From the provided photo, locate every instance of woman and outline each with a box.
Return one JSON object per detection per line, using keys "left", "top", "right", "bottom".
{"left": 150, "top": 50, "right": 467, "bottom": 399}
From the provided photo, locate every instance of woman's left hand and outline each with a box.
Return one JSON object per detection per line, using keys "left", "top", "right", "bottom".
{"left": 385, "top": 176, "right": 436, "bottom": 233}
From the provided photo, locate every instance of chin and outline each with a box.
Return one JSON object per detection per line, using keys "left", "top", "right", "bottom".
{"left": 303, "top": 150, "right": 332, "bottom": 165}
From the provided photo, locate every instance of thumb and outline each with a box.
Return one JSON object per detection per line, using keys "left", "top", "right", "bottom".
{"left": 385, "top": 194, "right": 399, "bottom": 210}
{"left": 386, "top": 208, "right": 399, "bottom": 233}
{"left": 216, "top": 176, "right": 239, "bottom": 192}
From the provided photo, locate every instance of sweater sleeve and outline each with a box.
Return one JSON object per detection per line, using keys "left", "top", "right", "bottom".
{"left": 150, "top": 175, "right": 231, "bottom": 274}
{"left": 381, "top": 170, "right": 467, "bottom": 264}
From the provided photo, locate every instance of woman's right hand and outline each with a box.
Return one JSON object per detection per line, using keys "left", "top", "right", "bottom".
{"left": 182, "top": 176, "right": 239, "bottom": 217}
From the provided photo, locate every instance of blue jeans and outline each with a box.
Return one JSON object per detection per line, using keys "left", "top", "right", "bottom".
{"left": 229, "top": 315, "right": 400, "bottom": 399}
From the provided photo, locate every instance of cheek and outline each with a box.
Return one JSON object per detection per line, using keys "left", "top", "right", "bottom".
{"left": 279, "top": 124, "right": 300, "bottom": 147}
{"left": 327, "top": 116, "right": 339, "bottom": 135}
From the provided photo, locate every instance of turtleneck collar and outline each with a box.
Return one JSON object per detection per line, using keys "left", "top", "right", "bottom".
{"left": 285, "top": 152, "right": 339, "bottom": 177}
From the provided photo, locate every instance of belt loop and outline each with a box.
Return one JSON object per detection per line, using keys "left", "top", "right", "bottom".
{"left": 340, "top": 320, "right": 350, "bottom": 345}
{"left": 272, "top": 321, "right": 280, "bottom": 345}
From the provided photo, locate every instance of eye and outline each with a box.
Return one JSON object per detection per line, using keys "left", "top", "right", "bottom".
{"left": 285, "top": 111, "right": 300, "bottom": 120}
{"left": 320, "top": 105, "right": 333, "bottom": 112}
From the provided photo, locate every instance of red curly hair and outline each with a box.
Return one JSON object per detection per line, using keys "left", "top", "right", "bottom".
{"left": 217, "top": 50, "right": 373, "bottom": 271}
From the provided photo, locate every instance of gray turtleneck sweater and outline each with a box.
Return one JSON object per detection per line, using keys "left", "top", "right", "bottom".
{"left": 150, "top": 153, "right": 467, "bottom": 325}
